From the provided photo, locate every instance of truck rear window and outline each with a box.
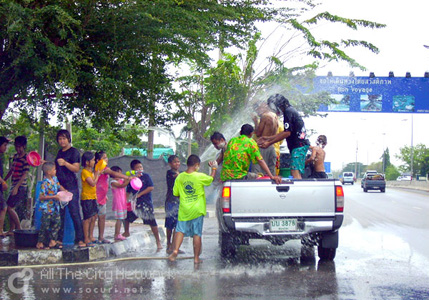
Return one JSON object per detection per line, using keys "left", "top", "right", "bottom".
{"left": 367, "top": 174, "right": 384, "bottom": 180}
{"left": 344, "top": 173, "right": 353, "bottom": 177}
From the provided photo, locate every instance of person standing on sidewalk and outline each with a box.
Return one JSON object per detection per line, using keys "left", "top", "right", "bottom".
{"left": 0, "top": 136, "right": 10, "bottom": 238}
{"left": 126, "top": 159, "right": 162, "bottom": 250}
{"left": 4, "top": 136, "right": 30, "bottom": 235}
{"left": 55, "top": 129, "right": 86, "bottom": 248}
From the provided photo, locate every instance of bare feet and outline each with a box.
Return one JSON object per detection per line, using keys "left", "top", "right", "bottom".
{"left": 36, "top": 242, "right": 49, "bottom": 250}
{"left": 194, "top": 258, "right": 203, "bottom": 264}
{"left": 157, "top": 241, "right": 163, "bottom": 249}
{"left": 78, "top": 241, "right": 87, "bottom": 248}
{"left": 122, "top": 232, "right": 130, "bottom": 238}
{"left": 168, "top": 250, "right": 178, "bottom": 262}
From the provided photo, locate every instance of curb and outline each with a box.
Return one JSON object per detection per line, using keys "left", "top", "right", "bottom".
{"left": 0, "top": 228, "right": 166, "bottom": 267}
{"left": 0, "top": 207, "right": 215, "bottom": 267}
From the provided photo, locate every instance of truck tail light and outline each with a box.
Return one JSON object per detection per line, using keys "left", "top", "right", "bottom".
{"left": 335, "top": 185, "right": 344, "bottom": 212}
{"left": 221, "top": 186, "right": 231, "bottom": 213}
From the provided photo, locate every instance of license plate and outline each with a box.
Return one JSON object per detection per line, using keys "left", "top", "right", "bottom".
{"left": 270, "top": 219, "right": 297, "bottom": 232}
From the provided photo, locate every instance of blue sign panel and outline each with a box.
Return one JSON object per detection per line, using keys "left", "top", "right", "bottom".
{"left": 324, "top": 162, "right": 331, "bottom": 173}
{"left": 315, "top": 76, "right": 429, "bottom": 113}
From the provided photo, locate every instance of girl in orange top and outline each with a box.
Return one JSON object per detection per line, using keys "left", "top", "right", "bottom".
{"left": 81, "top": 152, "right": 100, "bottom": 245}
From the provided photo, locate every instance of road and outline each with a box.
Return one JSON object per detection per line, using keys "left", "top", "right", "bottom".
{"left": 1, "top": 185, "right": 428, "bottom": 299}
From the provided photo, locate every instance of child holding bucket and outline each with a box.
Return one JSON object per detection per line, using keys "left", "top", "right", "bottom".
{"left": 109, "top": 166, "right": 131, "bottom": 241}
{"left": 94, "top": 151, "right": 131, "bottom": 244}
{"left": 81, "top": 152, "right": 100, "bottom": 246}
{"left": 125, "top": 159, "right": 162, "bottom": 249}
{"left": 37, "top": 162, "right": 67, "bottom": 249}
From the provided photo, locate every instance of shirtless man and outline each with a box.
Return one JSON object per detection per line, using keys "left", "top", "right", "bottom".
{"left": 306, "top": 135, "right": 328, "bottom": 178}
{"left": 252, "top": 102, "right": 278, "bottom": 176}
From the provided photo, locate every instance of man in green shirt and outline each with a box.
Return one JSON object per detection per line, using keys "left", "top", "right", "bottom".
{"left": 220, "top": 124, "right": 281, "bottom": 184}
{"left": 168, "top": 154, "right": 217, "bottom": 264}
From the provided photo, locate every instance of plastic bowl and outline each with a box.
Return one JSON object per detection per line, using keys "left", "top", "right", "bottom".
{"left": 130, "top": 177, "right": 142, "bottom": 190}
{"left": 27, "top": 151, "right": 41, "bottom": 167}
{"left": 57, "top": 191, "right": 73, "bottom": 202}
{"left": 95, "top": 159, "right": 107, "bottom": 172}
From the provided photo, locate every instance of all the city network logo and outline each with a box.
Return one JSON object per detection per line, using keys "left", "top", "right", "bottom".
{"left": 8, "top": 267, "right": 34, "bottom": 294}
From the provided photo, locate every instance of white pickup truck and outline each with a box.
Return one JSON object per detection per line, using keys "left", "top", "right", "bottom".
{"left": 217, "top": 178, "right": 344, "bottom": 260}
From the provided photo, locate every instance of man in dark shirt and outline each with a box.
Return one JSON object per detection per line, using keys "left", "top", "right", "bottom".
{"left": 258, "top": 94, "right": 310, "bottom": 179}
{"left": 55, "top": 129, "right": 86, "bottom": 248}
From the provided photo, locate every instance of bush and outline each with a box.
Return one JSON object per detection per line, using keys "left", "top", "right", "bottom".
{"left": 385, "top": 165, "right": 401, "bottom": 180}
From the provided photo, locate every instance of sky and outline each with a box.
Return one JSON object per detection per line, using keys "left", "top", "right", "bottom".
{"left": 251, "top": 0, "right": 429, "bottom": 172}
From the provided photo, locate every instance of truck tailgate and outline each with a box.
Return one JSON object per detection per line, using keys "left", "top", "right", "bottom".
{"left": 230, "top": 180, "right": 336, "bottom": 218}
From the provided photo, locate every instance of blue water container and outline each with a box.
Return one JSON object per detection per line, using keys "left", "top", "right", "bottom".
{"left": 34, "top": 181, "right": 75, "bottom": 245}
{"left": 62, "top": 206, "right": 75, "bottom": 245}
{"left": 34, "top": 181, "right": 42, "bottom": 230}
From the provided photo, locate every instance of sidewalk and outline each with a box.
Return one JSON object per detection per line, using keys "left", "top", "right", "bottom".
{"left": 0, "top": 204, "right": 215, "bottom": 267}
{"left": 386, "top": 180, "right": 429, "bottom": 192}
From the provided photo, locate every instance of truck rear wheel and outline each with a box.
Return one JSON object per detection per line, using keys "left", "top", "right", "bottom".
{"left": 220, "top": 232, "right": 237, "bottom": 258}
{"left": 317, "top": 246, "right": 336, "bottom": 260}
{"left": 364, "top": 188, "right": 368, "bottom": 192}
{"left": 380, "top": 188, "right": 385, "bottom": 193}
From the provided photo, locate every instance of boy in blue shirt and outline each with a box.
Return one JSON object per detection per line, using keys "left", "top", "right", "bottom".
{"left": 126, "top": 159, "right": 162, "bottom": 249}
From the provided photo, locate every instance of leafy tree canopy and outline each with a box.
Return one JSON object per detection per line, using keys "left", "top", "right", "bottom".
{"left": 0, "top": 0, "right": 299, "bottom": 128}
{"left": 396, "top": 144, "right": 429, "bottom": 177}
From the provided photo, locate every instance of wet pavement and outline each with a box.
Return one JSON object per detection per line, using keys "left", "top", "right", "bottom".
{"left": 1, "top": 186, "right": 429, "bottom": 299}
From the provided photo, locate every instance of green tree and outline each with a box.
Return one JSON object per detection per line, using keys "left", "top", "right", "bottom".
{"left": 396, "top": 144, "right": 429, "bottom": 177}
{"left": 341, "top": 162, "right": 366, "bottom": 178}
{"left": 1, "top": 0, "right": 286, "bottom": 126}
{"left": 381, "top": 148, "right": 391, "bottom": 173}
{"left": 385, "top": 165, "right": 400, "bottom": 181}
{"left": 366, "top": 161, "right": 382, "bottom": 173}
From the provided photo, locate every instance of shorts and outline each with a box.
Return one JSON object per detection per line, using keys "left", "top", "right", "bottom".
{"left": 291, "top": 145, "right": 310, "bottom": 175}
{"left": 7, "top": 186, "right": 27, "bottom": 208}
{"left": 126, "top": 211, "right": 138, "bottom": 223}
{"left": 164, "top": 201, "right": 179, "bottom": 230}
{"left": 97, "top": 203, "right": 106, "bottom": 216}
{"left": 311, "top": 172, "right": 328, "bottom": 179}
{"left": 176, "top": 215, "right": 204, "bottom": 237}
{"left": 81, "top": 199, "right": 98, "bottom": 220}
{"left": 134, "top": 201, "right": 157, "bottom": 227}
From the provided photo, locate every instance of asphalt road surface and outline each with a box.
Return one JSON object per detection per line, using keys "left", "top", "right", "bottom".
{"left": 1, "top": 185, "right": 428, "bottom": 299}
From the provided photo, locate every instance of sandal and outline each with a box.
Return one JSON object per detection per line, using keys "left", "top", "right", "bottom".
{"left": 115, "top": 234, "right": 126, "bottom": 241}
{"left": 99, "top": 239, "right": 112, "bottom": 244}
{"left": 51, "top": 243, "right": 63, "bottom": 249}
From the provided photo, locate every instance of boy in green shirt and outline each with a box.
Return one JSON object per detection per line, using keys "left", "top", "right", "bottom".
{"left": 168, "top": 154, "right": 217, "bottom": 264}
